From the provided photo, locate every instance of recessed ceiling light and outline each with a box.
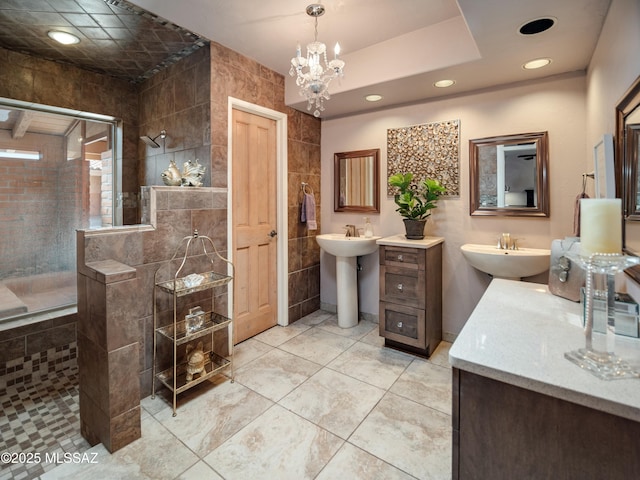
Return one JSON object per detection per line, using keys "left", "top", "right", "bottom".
{"left": 47, "top": 30, "right": 80, "bottom": 45}
{"left": 365, "top": 94, "right": 383, "bottom": 102}
{"left": 519, "top": 17, "right": 556, "bottom": 35}
{"left": 523, "top": 58, "right": 551, "bottom": 70}
{"left": 434, "top": 79, "right": 455, "bottom": 88}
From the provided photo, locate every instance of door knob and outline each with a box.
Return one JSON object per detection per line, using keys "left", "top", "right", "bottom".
{"left": 268, "top": 230, "right": 277, "bottom": 238}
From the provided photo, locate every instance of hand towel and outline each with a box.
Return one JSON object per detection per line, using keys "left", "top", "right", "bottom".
{"left": 572, "top": 192, "right": 589, "bottom": 237}
{"left": 301, "top": 192, "right": 317, "bottom": 230}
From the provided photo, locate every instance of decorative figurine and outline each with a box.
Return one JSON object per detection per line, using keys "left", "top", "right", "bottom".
{"left": 185, "top": 341, "right": 205, "bottom": 381}
{"left": 181, "top": 159, "right": 206, "bottom": 187}
{"left": 161, "top": 160, "right": 182, "bottom": 186}
{"left": 160, "top": 159, "right": 206, "bottom": 187}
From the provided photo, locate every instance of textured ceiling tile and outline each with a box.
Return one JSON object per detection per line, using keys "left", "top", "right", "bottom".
{"left": 0, "top": 0, "right": 208, "bottom": 83}
{"left": 47, "top": 0, "right": 87, "bottom": 14}
{"left": 77, "top": 27, "right": 111, "bottom": 40}
{"left": 61, "top": 13, "right": 100, "bottom": 28}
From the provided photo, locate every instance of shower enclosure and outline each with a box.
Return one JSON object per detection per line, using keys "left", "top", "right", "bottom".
{"left": 0, "top": 101, "right": 120, "bottom": 322}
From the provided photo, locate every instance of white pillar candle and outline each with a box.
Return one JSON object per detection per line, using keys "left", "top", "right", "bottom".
{"left": 580, "top": 198, "right": 622, "bottom": 256}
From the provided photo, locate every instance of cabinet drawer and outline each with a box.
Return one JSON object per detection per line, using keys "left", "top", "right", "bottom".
{"left": 379, "top": 301, "right": 425, "bottom": 349}
{"left": 380, "top": 247, "right": 424, "bottom": 270}
{"left": 380, "top": 265, "right": 425, "bottom": 308}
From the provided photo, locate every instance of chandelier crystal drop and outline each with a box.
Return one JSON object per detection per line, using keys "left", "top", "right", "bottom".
{"left": 290, "top": 4, "right": 345, "bottom": 117}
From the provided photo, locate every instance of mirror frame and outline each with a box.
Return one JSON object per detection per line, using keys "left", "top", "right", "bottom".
{"left": 469, "top": 131, "right": 550, "bottom": 217}
{"left": 334, "top": 148, "right": 380, "bottom": 213}
{"left": 616, "top": 75, "right": 640, "bottom": 282}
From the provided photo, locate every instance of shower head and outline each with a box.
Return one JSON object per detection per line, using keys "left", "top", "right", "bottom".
{"left": 140, "top": 130, "right": 167, "bottom": 148}
{"left": 140, "top": 135, "right": 160, "bottom": 148}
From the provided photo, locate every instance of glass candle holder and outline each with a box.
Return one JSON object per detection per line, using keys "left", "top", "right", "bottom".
{"left": 565, "top": 252, "right": 640, "bottom": 380}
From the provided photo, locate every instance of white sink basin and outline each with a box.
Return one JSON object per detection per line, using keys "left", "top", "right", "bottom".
{"left": 316, "top": 233, "right": 381, "bottom": 329}
{"left": 460, "top": 243, "right": 551, "bottom": 279}
{"left": 316, "top": 233, "right": 381, "bottom": 257}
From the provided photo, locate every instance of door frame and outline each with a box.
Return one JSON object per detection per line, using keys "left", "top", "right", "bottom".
{"left": 228, "top": 97, "right": 289, "bottom": 326}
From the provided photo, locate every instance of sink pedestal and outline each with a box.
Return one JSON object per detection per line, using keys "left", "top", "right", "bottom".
{"left": 336, "top": 256, "right": 359, "bottom": 328}
{"left": 315, "top": 233, "right": 381, "bottom": 329}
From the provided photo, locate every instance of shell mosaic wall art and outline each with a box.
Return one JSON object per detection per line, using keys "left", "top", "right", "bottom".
{"left": 387, "top": 119, "right": 460, "bottom": 197}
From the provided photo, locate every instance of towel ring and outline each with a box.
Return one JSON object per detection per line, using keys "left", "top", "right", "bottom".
{"left": 301, "top": 182, "right": 314, "bottom": 195}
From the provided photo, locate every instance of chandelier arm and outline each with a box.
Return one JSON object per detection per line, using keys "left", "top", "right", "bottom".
{"left": 289, "top": 3, "right": 344, "bottom": 118}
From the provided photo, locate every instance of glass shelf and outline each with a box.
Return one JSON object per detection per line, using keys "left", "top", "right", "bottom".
{"left": 156, "top": 352, "right": 231, "bottom": 395}
{"left": 156, "top": 312, "right": 231, "bottom": 345}
{"left": 156, "top": 271, "right": 232, "bottom": 297}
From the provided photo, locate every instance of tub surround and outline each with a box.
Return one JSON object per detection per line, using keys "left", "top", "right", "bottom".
{"left": 450, "top": 279, "right": 640, "bottom": 478}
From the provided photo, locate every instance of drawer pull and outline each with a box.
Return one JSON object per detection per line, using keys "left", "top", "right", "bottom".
{"left": 397, "top": 321, "right": 403, "bottom": 328}
{"left": 397, "top": 283, "right": 403, "bottom": 291}
{"left": 397, "top": 254, "right": 404, "bottom": 262}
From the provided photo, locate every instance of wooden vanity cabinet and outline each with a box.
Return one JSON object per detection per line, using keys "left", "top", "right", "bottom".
{"left": 379, "top": 242, "right": 442, "bottom": 357}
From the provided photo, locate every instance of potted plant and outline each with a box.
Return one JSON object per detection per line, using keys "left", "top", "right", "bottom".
{"left": 388, "top": 172, "right": 446, "bottom": 239}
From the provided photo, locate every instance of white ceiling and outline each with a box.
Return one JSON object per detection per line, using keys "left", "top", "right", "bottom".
{"left": 128, "top": 0, "right": 611, "bottom": 119}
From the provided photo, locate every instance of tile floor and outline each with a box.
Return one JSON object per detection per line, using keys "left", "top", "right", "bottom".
{"left": 3, "top": 310, "right": 453, "bottom": 480}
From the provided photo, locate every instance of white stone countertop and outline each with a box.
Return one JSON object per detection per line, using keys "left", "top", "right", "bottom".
{"left": 376, "top": 234, "right": 444, "bottom": 249}
{"left": 449, "top": 279, "right": 640, "bottom": 422}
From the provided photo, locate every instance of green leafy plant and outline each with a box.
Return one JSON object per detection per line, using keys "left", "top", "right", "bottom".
{"left": 388, "top": 172, "right": 446, "bottom": 220}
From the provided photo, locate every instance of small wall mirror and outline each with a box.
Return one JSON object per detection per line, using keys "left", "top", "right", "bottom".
{"left": 334, "top": 148, "right": 380, "bottom": 213}
{"left": 469, "top": 131, "right": 549, "bottom": 217}
{"left": 616, "top": 75, "right": 640, "bottom": 281}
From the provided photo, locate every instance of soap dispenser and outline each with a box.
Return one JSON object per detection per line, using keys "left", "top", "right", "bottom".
{"left": 363, "top": 217, "right": 373, "bottom": 238}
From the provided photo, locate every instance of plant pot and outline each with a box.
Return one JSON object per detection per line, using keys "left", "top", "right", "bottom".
{"left": 403, "top": 218, "right": 427, "bottom": 240}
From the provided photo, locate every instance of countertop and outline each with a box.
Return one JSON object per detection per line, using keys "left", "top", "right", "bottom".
{"left": 449, "top": 279, "right": 640, "bottom": 422}
{"left": 376, "top": 234, "right": 444, "bottom": 249}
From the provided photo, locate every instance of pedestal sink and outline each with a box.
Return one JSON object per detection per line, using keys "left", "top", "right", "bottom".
{"left": 316, "top": 234, "right": 381, "bottom": 328}
{"left": 460, "top": 243, "right": 551, "bottom": 280}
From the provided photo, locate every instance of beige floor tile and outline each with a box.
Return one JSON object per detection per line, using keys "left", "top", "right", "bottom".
{"left": 317, "top": 316, "right": 378, "bottom": 339}
{"left": 350, "top": 392, "right": 452, "bottom": 480}
{"left": 232, "top": 337, "right": 274, "bottom": 368}
{"left": 153, "top": 379, "right": 273, "bottom": 458}
{"left": 280, "top": 368, "right": 385, "bottom": 439}
{"left": 204, "top": 404, "right": 343, "bottom": 480}
{"left": 428, "top": 341, "right": 452, "bottom": 369}
{"left": 234, "top": 348, "right": 321, "bottom": 401}
{"left": 176, "top": 460, "right": 223, "bottom": 479}
{"left": 42, "top": 415, "right": 199, "bottom": 480}
{"left": 278, "top": 328, "right": 356, "bottom": 365}
{"left": 391, "top": 359, "right": 452, "bottom": 415}
{"left": 296, "top": 309, "right": 335, "bottom": 326}
{"left": 316, "top": 443, "right": 416, "bottom": 480}
{"left": 252, "top": 322, "right": 312, "bottom": 347}
{"left": 360, "top": 327, "right": 386, "bottom": 347}
{"left": 327, "top": 341, "right": 414, "bottom": 390}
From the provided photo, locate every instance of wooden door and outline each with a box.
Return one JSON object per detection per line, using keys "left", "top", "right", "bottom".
{"left": 232, "top": 109, "right": 278, "bottom": 343}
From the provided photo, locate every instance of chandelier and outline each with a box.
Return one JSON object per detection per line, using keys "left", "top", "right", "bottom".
{"left": 290, "top": 4, "right": 345, "bottom": 117}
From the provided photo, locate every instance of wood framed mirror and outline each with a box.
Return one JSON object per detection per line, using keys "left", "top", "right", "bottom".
{"left": 616, "top": 75, "right": 640, "bottom": 281}
{"left": 334, "top": 148, "right": 380, "bottom": 213}
{"left": 469, "top": 131, "right": 550, "bottom": 217}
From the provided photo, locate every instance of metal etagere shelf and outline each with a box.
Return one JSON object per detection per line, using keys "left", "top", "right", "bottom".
{"left": 151, "top": 230, "right": 234, "bottom": 416}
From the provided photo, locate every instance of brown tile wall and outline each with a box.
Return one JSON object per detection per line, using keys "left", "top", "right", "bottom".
{"left": 0, "top": 40, "right": 321, "bottom": 386}
{"left": 208, "top": 42, "right": 321, "bottom": 323}
{"left": 138, "top": 46, "right": 211, "bottom": 190}
{"left": 0, "top": 131, "right": 78, "bottom": 278}
{"left": 0, "top": 46, "right": 140, "bottom": 224}
{"left": 0, "top": 313, "right": 77, "bottom": 389}
{"left": 77, "top": 186, "right": 228, "bottom": 452}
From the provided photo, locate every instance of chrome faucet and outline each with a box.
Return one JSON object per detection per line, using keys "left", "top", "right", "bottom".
{"left": 498, "top": 233, "right": 517, "bottom": 250}
{"left": 345, "top": 225, "right": 359, "bottom": 237}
